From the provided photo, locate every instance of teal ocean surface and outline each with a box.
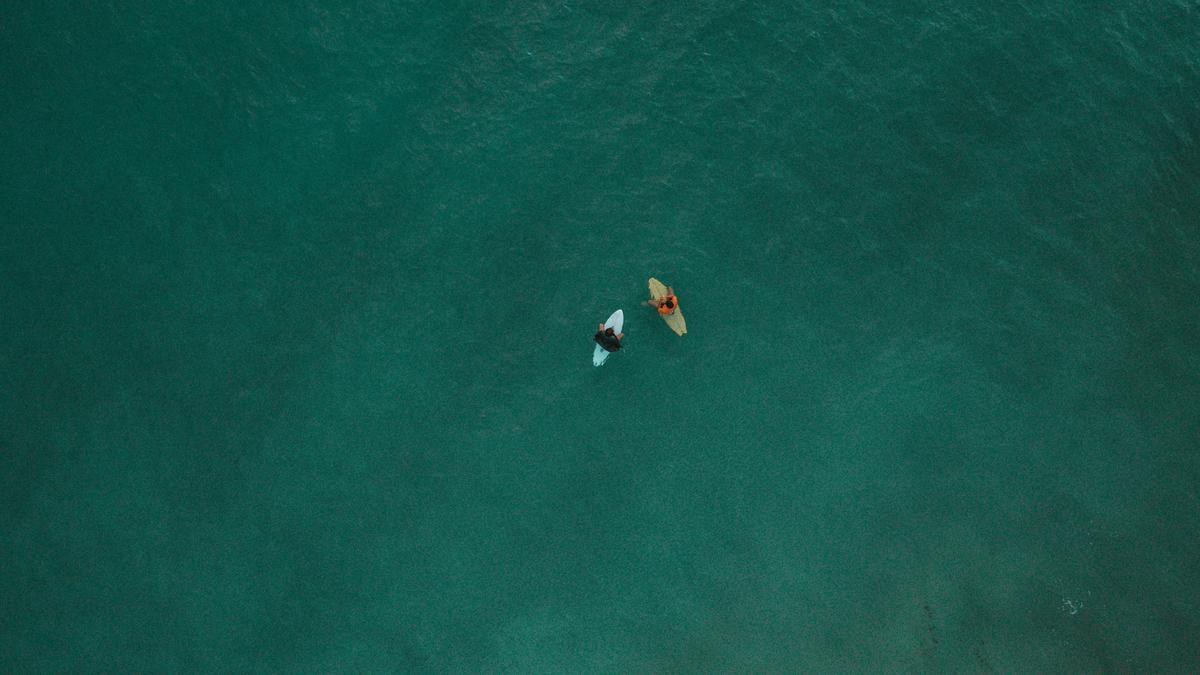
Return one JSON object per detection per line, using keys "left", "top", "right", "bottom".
{"left": 2, "top": 1, "right": 1198, "bottom": 671}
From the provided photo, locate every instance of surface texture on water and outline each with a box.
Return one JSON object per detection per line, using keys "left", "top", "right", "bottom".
{"left": 2, "top": 1, "right": 1199, "bottom": 670}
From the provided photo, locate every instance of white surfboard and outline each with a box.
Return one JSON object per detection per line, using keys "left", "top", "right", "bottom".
{"left": 592, "top": 309, "right": 624, "bottom": 367}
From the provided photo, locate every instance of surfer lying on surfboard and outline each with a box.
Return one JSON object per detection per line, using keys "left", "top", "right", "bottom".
{"left": 645, "top": 277, "right": 686, "bottom": 335}
{"left": 645, "top": 285, "right": 679, "bottom": 315}
{"left": 594, "top": 324, "right": 624, "bottom": 352}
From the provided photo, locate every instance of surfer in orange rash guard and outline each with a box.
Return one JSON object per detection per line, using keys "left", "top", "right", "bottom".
{"left": 645, "top": 286, "right": 679, "bottom": 315}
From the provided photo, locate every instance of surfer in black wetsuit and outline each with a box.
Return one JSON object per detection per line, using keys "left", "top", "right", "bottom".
{"left": 594, "top": 323, "right": 624, "bottom": 352}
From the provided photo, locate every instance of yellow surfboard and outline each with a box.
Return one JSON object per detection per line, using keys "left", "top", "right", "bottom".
{"left": 648, "top": 277, "right": 687, "bottom": 336}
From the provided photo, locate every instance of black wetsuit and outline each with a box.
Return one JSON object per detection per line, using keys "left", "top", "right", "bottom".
{"left": 594, "top": 329, "right": 621, "bottom": 353}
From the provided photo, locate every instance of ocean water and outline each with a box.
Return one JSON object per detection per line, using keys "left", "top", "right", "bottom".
{"left": 2, "top": 1, "right": 1198, "bottom": 670}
